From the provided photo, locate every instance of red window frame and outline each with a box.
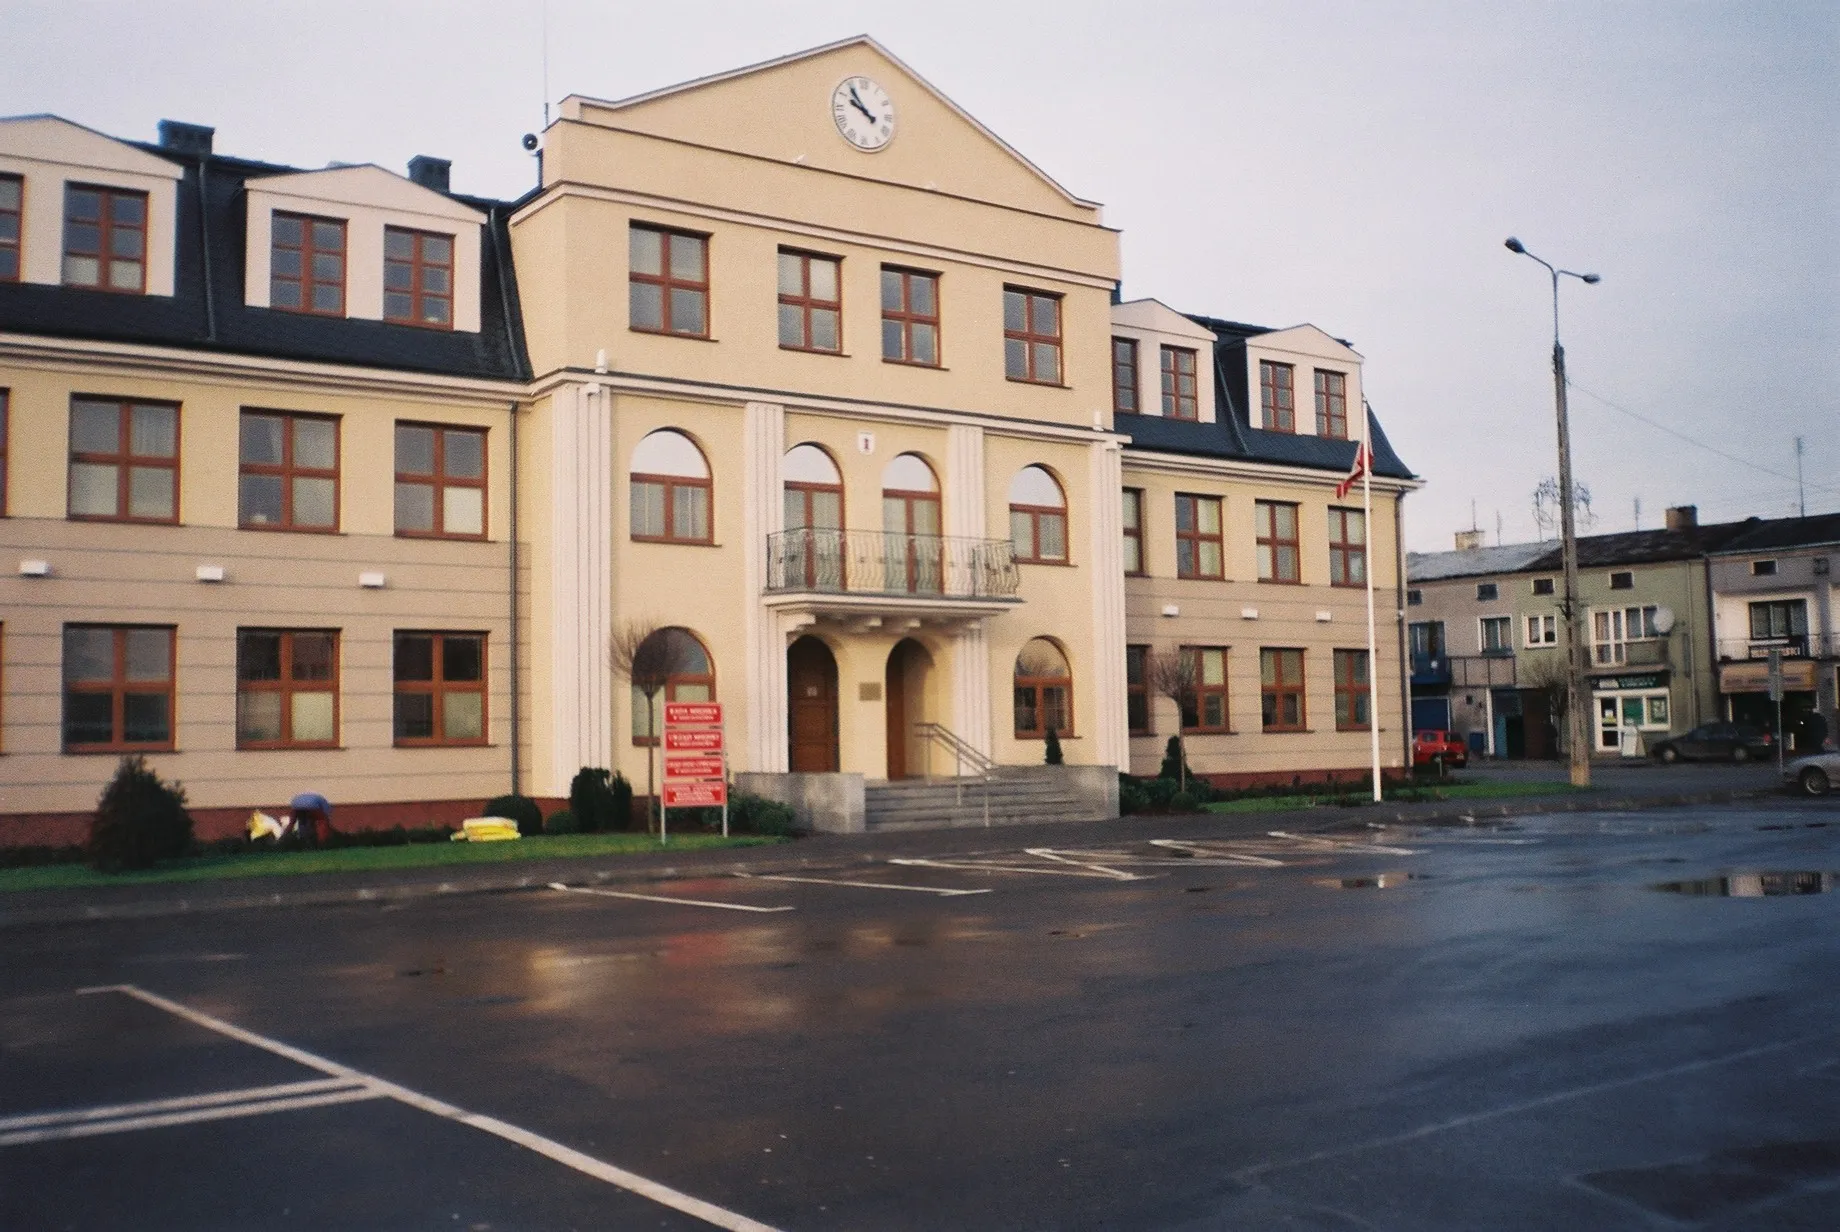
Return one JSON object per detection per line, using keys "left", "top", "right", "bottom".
{"left": 395, "top": 422, "right": 487, "bottom": 540}
{"left": 1013, "top": 642, "right": 1074, "bottom": 739}
{"left": 1126, "top": 644, "right": 1151, "bottom": 736}
{"left": 880, "top": 267, "right": 940, "bottom": 366}
{"left": 1112, "top": 337, "right": 1139, "bottom": 413}
{"left": 777, "top": 250, "right": 842, "bottom": 354}
{"left": 0, "top": 174, "right": 21, "bottom": 282}
{"left": 1003, "top": 287, "right": 1062, "bottom": 385}
{"left": 630, "top": 473, "right": 713, "bottom": 544}
{"left": 1009, "top": 470, "right": 1068, "bottom": 565}
{"left": 1121, "top": 487, "right": 1145, "bottom": 576}
{"left": 62, "top": 184, "right": 147, "bottom": 293}
{"left": 1182, "top": 645, "right": 1231, "bottom": 734}
{"left": 270, "top": 212, "right": 347, "bottom": 316}
{"left": 392, "top": 632, "right": 488, "bottom": 747}
{"left": 1333, "top": 649, "right": 1370, "bottom": 731}
{"left": 238, "top": 410, "right": 339, "bottom": 532}
{"left": 383, "top": 226, "right": 453, "bottom": 329}
{"left": 1261, "top": 648, "right": 1307, "bottom": 732}
{"left": 1260, "top": 361, "right": 1294, "bottom": 432}
{"left": 1328, "top": 506, "right": 1366, "bottom": 587}
{"left": 631, "top": 631, "right": 716, "bottom": 747}
{"left": 68, "top": 397, "right": 179, "bottom": 524}
{"left": 1161, "top": 346, "right": 1198, "bottom": 419}
{"left": 1256, "top": 500, "right": 1301, "bottom": 583}
{"left": 1175, "top": 493, "right": 1224, "bottom": 580}
{"left": 629, "top": 225, "right": 709, "bottom": 338}
{"left": 1315, "top": 369, "right": 1348, "bottom": 438}
{"left": 62, "top": 624, "right": 175, "bottom": 753}
{"left": 235, "top": 629, "right": 340, "bottom": 750}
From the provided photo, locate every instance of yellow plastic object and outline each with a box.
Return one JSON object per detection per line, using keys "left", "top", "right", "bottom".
{"left": 451, "top": 817, "right": 522, "bottom": 842}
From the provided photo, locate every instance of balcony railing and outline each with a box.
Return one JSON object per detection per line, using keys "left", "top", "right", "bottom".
{"left": 1718, "top": 634, "right": 1834, "bottom": 661}
{"left": 766, "top": 529, "right": 1020, "bottom": 600}
{"left": 1410, "top": 653, "right": 1451, "bottom": 687}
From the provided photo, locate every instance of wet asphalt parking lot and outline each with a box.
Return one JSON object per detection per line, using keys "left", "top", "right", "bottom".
{"left": 3, "top": 796, "right": 1838, "bottom": 1231}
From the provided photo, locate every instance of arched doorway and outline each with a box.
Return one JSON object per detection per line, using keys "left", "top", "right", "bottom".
{"left": 787, "top": 636, "right": 839, "bottom": 773}
{"left": 885, "top": 637, "right": 933, "bottom": 779}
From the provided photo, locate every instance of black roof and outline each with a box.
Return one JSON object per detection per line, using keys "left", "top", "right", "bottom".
{"left": 0, "top": 145, "right": 530, "bottom": 381}
{"left": 1710, "top": 512, "right": 1840, "bottom": 554}
{"left": 1113, "top": 312, "right": 1415, "bottom": 482}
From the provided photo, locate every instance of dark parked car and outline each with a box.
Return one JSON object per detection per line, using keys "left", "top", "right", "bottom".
{"left": 1648, "top": 722, "right": 1774, "bottom": 764}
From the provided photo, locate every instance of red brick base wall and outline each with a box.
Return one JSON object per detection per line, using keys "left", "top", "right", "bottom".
{"left": 0, "top": 796, "right": 570, "bottom": 850}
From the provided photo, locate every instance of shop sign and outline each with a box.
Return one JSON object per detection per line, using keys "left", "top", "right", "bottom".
{"left": 1721, "top": 660, "right": 1816, "bottom": 693}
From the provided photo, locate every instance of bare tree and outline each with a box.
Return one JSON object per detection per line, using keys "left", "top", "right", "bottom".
{"left": 1145, "top": 649, "right": 1198, "bottom": 793}
{"left": 1518, "top": 652, "right": 1571, "bottom": 757}
{"left": 608, "top": 621, "right": 695, "bottom": 833}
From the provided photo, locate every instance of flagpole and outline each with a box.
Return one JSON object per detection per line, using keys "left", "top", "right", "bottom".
{"left": 1362, "top": 407, "right": 1381, "bottom": 802}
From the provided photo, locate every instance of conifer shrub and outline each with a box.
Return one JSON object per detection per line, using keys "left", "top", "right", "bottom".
{"left": 483, "top": 793, "right": 543, "bottom": 837}
{"left": 87, "top": 756, "right": 194, "bottom": 872}
{"left": 568, "top": 768, "right": 634, "bottom": 833}
{"left": 1043, "top": 727, "right": 1065, "bottom": 765}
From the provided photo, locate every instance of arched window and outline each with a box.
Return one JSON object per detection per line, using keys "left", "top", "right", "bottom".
{"left": 1014, "top": 637, "right": 1073, "bottom": 738}
{"left": 1008, "top": 465, "right": 1067, "bottom": 564}
{"left": 783, "top": 443, "right": 844, "bottom": 589}
{"left": 629, "top": 626, "right": 714, "bottom": 745}
{"left": 881, "top": 453, "right": 941, "bottom": 594}
{"left": 630, "top": 429, "right": 711, "bottom": 544}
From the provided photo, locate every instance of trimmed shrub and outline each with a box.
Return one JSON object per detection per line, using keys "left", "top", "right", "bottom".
{"left": 1043, "top": 727, "right": 1064, "bottom": 766}
{"left": 568, "top": 767, "right": 632, "bottom": 834}
{"left": 1169, "top": 790, "right": 1199, "bottom": 813}
{"left": 87, "top": 756, "right": 194, "bottom": 872}
{"left": 728, "top": 792, "right": 798, "bottom": 837}
{"left": 1117, "top": 774, "right": 1150, "bottom": 815}
{"left": 483, "top": 793, "right": 543, "bottom": 837}
{"left": 544, "top": 808, "right": 580, "bottom": 835}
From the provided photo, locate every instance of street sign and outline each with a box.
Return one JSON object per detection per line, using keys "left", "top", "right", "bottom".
{"left": 664, "top": 756, "right": 726, "bottom": 781}
{"left": 664, "top": 728, "right": 724, "bottom": 752}
{"left": 664, "top": 702, "right": 722, "bottom": 727}
{"left": 1767, "top": 650, "right": 1784, "bottom": 702}
{"left": 661, "top": 701, "right": 728, "bottom": 838}
{"left": 663, "top": 781, "right": 727, "bottom": 808}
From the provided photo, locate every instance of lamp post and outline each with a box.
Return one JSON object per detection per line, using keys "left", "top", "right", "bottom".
{"left": 1505, "top": 237, "right": 1600, "bottom": 788}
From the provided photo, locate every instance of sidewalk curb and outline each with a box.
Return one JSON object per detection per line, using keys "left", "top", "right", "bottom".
{"left": 0, "top": 786, "right": 1785, "bottom": 929}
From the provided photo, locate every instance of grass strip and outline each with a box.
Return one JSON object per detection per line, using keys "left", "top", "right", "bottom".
{"left": 0, "top": 832, "right": 783, "bottom": 894}
{"left": 1200, "top": 779, "right": 1588, "bottom": 815}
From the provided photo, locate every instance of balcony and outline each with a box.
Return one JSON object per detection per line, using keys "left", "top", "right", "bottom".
{"left": 1718, "top": 634, "right": 1834, "bottom": 661}
{"left": 1410, "top": 653, "right": 1451, "bottom": 688}
{"left": 1591, "top": 638, "right": 1671, "bottom": 669}
{"left": 763, "top": 529, "right": 1023, "bottom": 622}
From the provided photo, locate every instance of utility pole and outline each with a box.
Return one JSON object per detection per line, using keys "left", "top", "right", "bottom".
{"left": 1795, "top": 437, "right": 1806, "bottom": 517}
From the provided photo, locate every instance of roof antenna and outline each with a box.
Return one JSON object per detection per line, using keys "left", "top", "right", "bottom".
{"left": 541, "top": 0, "right": 551, "bottom": 128}
{"left": 1795, "top": 436, "right": 1806, "bottom": 517}
{"left": 1633, "top": 495, "right": 1641, "bottom": 531}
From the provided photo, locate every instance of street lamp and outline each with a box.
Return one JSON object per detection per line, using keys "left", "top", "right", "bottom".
{"left": 1505, "top": 236, "right": 1600, "bottom": 788}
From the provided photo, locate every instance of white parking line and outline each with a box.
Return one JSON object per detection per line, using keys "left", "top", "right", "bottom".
{"left": 75, "top": 985, "right": 785, "bottom": 1232}
{"left": 890, "top": 850, "right": 1153, "bottom": 881}
{"left": 1266, "top": 831, "right": 1421, "bottom": 855}
{"left": 1148, "top": 840, "right": 1286, "bottom": 867}
{"left": 736, "top": 873, "right": 991, "bottom": 896}
{"left": 547, "top": 883, "right": 794, "bottom": 913}
{"left": 0, "top": 1078, "right": 382, "bottom": 1146}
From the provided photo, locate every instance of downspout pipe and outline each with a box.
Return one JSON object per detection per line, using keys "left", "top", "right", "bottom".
{"left": 487, "top": 204, "right": 527, "bottom": 796}
{"left": 196, "top": 157, "right": 217, "bottom": 341}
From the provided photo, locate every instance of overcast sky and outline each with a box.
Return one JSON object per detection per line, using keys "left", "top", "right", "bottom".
{"left": 7, "top": 1, "right": 1835, "bottom": 551}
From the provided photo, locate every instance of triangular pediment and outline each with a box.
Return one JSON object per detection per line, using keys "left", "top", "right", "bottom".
{"left": 1112, "top": 298, "right": 1219, "bottom": 342}
{"left": 0, "top": 114, "right": 182, "bottom": 179}
{"left": 1249, "top": 323, "right": 1363, "bottom": 362}
{"left": 562, "top": 36, "right": 1099, "bottom": 221}
{"left": 244, "top": 164, "right": 484, "bottom": 224}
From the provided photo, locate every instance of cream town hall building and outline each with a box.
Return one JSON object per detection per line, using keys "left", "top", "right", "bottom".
{"left": 0, "top": 38, "right": 1417, "bottom": 841}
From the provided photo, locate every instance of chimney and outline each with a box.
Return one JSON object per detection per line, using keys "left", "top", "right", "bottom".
{"left": 1454, "top": 529, "right": 1486, "bottom": 550}
{"left": 157, "top": 120, "right": 214, "bottom": 157}
{"left": 1665, "top": 505, "right": 1698, "bottom": 531}
{"left": 407, "top": 156, "right": 451, "bottom": 194}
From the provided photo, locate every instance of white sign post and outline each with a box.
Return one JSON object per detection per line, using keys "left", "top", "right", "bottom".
{"left": 662, "top": 702, "right": 728, "bottom": 843}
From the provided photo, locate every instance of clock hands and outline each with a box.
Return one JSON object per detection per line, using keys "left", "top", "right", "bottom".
{"left": 847, "top": 85, "right": 878, "bottom": 123}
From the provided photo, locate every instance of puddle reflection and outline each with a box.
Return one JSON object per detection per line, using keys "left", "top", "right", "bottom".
{"left": 1653, "top": 872, "right": 1835, "bottom": 898}
{"left": 1314, "top": 871, "right": 1427, "bottom": 890}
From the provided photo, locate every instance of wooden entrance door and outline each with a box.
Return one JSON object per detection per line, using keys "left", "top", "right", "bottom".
{"left": 884, "top": 638, "right": 930, "bottom": 780}
{"left": 787, "top": 636, "right": 838, "bottom": 772}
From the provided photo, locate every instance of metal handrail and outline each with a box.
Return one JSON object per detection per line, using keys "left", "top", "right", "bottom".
{"left": 913, "top": 721, "right": 994, "bottom": 827}
{"left": 765, "top": 529, "right": 1020, "bottom": 599}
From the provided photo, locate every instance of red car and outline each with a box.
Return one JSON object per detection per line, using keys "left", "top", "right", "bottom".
{"left": 1413, "top": 729, "right": 1469, "bottom": 769}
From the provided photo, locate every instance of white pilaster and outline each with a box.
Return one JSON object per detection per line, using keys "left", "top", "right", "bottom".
{"left": 953, "top": 620, "right": 992, "bottom": 758}
{"left": 547, "top": 381, "right": 614, "bottom": 793}
{"left": 1087, "top": 440, "right": 1129, "bottom": 770}
{"left": 944, "top": 423, "right": 992, "bottom": 757}
{"left": 744, "top": 401, "right": 788, "bottom": 772}
{"left": 944, "top": 422, "right": 986, "bottom": 539}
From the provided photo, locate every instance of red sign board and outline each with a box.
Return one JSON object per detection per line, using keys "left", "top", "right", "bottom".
{"left": 664, "top": 729, "right": 724, "bottom": 752}
{"left": 663, "top": 781, "right": 728, "bottom": 808}
{"left": 665, "top": 756, "right": 725, "bottom": 781}
{"left": 664, "top": 702, "right": 723, "bottom": 727}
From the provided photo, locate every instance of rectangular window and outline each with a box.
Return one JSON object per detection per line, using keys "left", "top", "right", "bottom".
{"left": 1256, "top": 500, "right": 1300, "bottom": 583}
{"left": 270, "top": 213, "right": 346, "bottom": 315}
{"left": 777, "top": 250, "right": 841, "bottom": 353}
{"left": 1749, "top": 599, "right": 1808, "bottom": 641}
{"left": 1003, "top": 287, "right": 1062, "bottom": 384}
{"left": 880, "top": 267, "right": 938, "bottom": 366}
{"left": 395, "top": 423, "right": 486, "bottom": 538}
{"left": 1407, "top": 588, "right": 1423, "bottom": 606}
{"left": 1592, "top": 606, "right": 1659, "bottom": 665}
{"left": 1476, "top": 582, "right": 1499, "bottom": 601}
{"left": 1126, "top": 644, "right": 1151, "bottom": 735}
{"left": 1531, "top": 577, "right": 1555, "bottom": 596}
{"left": 1525, "top": 614, "right": 1557, "bottom": 647}
{"left": 1751, "top": 559, "right": 1777, "bottom": 577}
{"left": 1480, "top": 615, "right": 1512, "bottom": 654}
{"left": 1174, "top": 493, "right": 1224, "bottom": 580}
{"left": 239, "top": 410, "right": 338, "bottom": 531}
{"left": 236, "top": 630, "right": 338, "bottom": 748}
{"left": 1160, "top": 346, "right": 1198, "bottom": 419}
{"left": 0, "top": 174, "right": 20, "bottom": 281}
{"left": 383, "top": 226, "right": 453, "bottom": 328}
{"left": 63, "top": 184, "right": 147, "bottom": 292}
{"left": 1112, "top": 338, "right": 1138, "bottom": 413}
{"left": 1333, "top": 649, "right": 1370, "bottom": 730}
{"left": 1608, "top": 570, "right": 1634, "bottom": 590}
{"left": 1328, "top": 507, "right": 1366, "bottom": 587}
{"left": 68, "top": 397, "right": 178, "bottom": 523}
{"left": 1122, "top": 487, "right": 1145, "bottom": 575}
{"left": 1183, "top": 646, "right": 1230, "bottom": 733}
{"left": 1410, "top": 621, "right": 1445, "bottom": 658}
{"left": 1260, "top": 361, "right": 1295, "bottom": 432}
{"left": 62, "top": 625, "right": 174, "bottom": 751}
{"left": 393, "top": 632, "right": 486, "bottom": 745}
{"left": 630, "top": 225, "right": 708, "bottom": 338}
{"left": 1314, "top": 369, "right": 1348, "bottom": 438}
{"left": 1260, "top": 648, "right": 1306, "bottom": 732}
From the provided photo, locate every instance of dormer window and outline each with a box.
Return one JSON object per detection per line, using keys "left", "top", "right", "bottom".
{"left": 1260, "top": 361, "right": 1294, "bottom": 432}
{"left": 1161, "top": 346, "right": 1198, "bottom": 420}
{"left": 1314, "top": 369, "right": 1348, "bottom": 438}
{"left": 63, "top": 184, "right": 146, "bottom": 292}
{"left": 0, "top": 175, "right": 20, "bottom": 281}
{"left": 384, "top": 226, "right": 452, "bottom": 328}
{"left": 271, "top": 213, "right": 346, "bottom": 315}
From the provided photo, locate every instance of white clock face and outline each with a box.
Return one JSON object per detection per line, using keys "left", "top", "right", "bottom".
{"left": 831, "top": 76, "right": 896, "bottom": 151}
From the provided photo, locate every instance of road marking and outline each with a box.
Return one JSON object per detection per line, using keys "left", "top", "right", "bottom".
{"left": 547, "top": 883, "right": 794, "bottom": 913}
{"left": 1266, "top": 831, "right": 1420, "bottom": 855}
{"left": 76, "top": 985, "right": 785, "bottom": 1232}
{"left": 890, "top": 853, "right": 1152, "bottom": 881}
{"left": 736, "top": 873, "right": 991, "bottom": 896}
{"left": 1148, "top": 840, "right": 1286, "bottom": 867}
{"left": 0, "top": 1078, "right": 382, "bottom": 1146}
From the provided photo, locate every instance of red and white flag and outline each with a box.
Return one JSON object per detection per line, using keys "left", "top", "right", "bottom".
{"left": 1335, "top": 440, "right": 1372, "bottom": 500}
